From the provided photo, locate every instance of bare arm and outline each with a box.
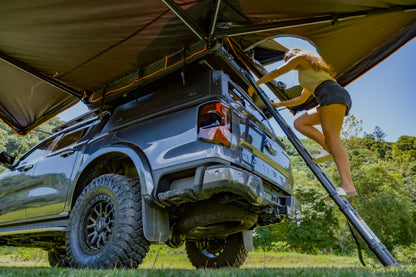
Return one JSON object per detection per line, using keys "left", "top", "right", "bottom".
{"left": 272, "top": 88, "right": 311, "bottom": 108}
{"left": 248, "top": 56, "right": 304, "bottom": 96}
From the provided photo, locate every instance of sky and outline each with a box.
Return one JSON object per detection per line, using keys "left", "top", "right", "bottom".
{"left": 263, "top": 36, "right": 416, "bottom": 142}
{"left": 58, "top": 36, "right": 416, "bottom": 142}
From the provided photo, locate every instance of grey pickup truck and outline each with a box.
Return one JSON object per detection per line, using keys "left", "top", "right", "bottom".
{"left": 0, "top": 47, "right": 300, "bottom": 269}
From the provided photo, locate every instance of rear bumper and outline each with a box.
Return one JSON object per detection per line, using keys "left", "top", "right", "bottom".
{"left": 157, "top": 165, "right": 300, "bottom": 214}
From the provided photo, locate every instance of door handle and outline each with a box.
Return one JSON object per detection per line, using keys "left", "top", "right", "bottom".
{"left": 265, "top": 140, "right": 277, "bottom": 156}
{"left": 22, "top": 165, "right": 34, "bottom": 171}
{"left": 61, "top": 150, "right": 75, "bottom": 158}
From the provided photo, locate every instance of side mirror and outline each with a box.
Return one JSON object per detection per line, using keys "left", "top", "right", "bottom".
{"left": 0, "top": 152, "right": 15, "bottom": 167}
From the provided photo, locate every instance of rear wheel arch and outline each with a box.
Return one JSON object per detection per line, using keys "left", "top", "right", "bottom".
{"left": 71, "top": 151, "right": 138, "bottom": 208}
{"left": 69, "top": 145, "right": 169, "bottom": 243}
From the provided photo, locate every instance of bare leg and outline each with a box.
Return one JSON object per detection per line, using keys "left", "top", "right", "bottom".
{"left": 318, "top": 104, "right": 356, "bottom": 193}
{"left": 294, "top": 108, "right": 329, "bottom": 151}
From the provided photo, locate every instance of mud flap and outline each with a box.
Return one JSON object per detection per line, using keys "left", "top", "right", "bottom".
{"left": 242, "top": 230, "right": 253, "bottom": 251}
{"left": 142, "top": 200, "right": 170, "bottom": 242}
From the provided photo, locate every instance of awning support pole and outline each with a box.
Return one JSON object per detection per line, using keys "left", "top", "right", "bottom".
{"left": 209, "top": 0, "right": 222, "bottom": 37}
{"left": 162, "top": 0, "right": 207, "bottom": 41}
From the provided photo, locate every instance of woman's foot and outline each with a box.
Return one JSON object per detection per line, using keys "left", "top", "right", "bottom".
{"left": 336, "top": 187, "right": 357, "bottom": 197}
{"left": 313, "top": 149, "right": 333, "bottom": 163}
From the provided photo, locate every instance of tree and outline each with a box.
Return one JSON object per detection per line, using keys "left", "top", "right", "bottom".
{"left": 283, "top": 170, "right": 339, "bottom": 253}
{"left": 370, "top": 140, "right": 391, "bottom": 159}
{"left": 341, "top": 114, "right": 363, "bottom": 140}
{"left": 251, "top": 133, "right": 416, "bottom": 254}
{"left": 253, "top": 225, "right": 275, "bottom": 251}
{"left": 352, "top": 164, "right": 416, "bottom": 249}
{"left": 0, "top": 117, "right": 65, "bottom": 160}
{"left": 394, "top": 136, "right": 416, "bottom": 151}
{"left": 370, "top": 126, "right": 387, "bottom": 142}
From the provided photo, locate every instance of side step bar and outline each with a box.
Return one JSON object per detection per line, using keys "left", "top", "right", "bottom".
{"left": 249, "top": 78, "right": 399, "bottom": 268}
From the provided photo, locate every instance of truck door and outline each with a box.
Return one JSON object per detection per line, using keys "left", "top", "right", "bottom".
{"left": 26, "top": 127, "right": 88, "bottom": 218}
{"left": 0, "top": 139, "right": 55, "bottom": 223}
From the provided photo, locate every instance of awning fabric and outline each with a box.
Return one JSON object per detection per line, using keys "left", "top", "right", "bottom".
{"left": 1, "top": 0, "right": 415, "bottom": 135}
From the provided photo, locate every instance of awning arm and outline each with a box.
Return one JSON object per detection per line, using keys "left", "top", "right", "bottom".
{"left": 0, "top": 51, "right": 84, "bottom": 99}
{"left": 209, "top": 0, "right": 222, "bottom": 37}
{"left": 216, "top": 5, "right": 416, "bottom": 38}
{"left": 162, "top": 0, "right": 207, "bottom": 41}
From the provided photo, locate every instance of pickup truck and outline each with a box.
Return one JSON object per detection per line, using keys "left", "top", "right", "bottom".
{"left": 0, "top": 47, "right": 300, "bottom": 269}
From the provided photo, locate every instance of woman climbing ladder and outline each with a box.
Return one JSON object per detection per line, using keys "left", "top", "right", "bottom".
{"left": 248, "top": 48, "right": 357, "bottom": 196}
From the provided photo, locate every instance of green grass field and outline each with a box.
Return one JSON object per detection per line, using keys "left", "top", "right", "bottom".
{"left": 0, "top": 245, "right": 414, "bottom": 276}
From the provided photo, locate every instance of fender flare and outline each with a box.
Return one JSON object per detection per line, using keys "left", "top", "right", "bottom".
{"left": 70, "top": 144, "right": 169, "bottom": 242}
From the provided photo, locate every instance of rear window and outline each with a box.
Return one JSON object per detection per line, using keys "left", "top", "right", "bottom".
{"left": 19, "top": 139, "right": 55, "bottom": 164}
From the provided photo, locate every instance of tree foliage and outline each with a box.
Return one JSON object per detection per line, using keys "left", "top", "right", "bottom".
{"left": 0, "top": 118, "right": 64, "bottom": 171}
{"left": 284, "top": 174, "right": 339, "bottom": 253}
{"left": 368, "top": 126, "right": 387, "bottom": 142}
{"left": 255, "top": 116, "right": 416, "bottom": 255}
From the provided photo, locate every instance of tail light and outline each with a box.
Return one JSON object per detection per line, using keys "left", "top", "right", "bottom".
{"left": 198, "top": 102, "right": 232, "bottom": 147}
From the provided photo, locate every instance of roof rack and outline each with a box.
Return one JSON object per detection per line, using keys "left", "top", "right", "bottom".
{"left": 52, "top": 109, "right": 99, "bottom": 133}
{"left": 86, "top": 40, "right": 207, "bottom": 108}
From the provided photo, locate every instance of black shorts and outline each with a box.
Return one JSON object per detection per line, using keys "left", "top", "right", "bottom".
{"left": 314, "top": 80, "right": 352, "bottom": 116}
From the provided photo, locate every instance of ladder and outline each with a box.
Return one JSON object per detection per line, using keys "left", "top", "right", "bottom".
{"left": 249, "top": 79, "right": 400, "bottom": 268}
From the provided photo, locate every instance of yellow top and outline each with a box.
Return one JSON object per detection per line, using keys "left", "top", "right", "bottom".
{"left": 298, "top": 68, "right": 335, "bottom": 96}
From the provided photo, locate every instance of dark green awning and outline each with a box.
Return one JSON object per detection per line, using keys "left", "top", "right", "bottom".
{"left": 1, "top": 0, "right": 415, "bottom": 135}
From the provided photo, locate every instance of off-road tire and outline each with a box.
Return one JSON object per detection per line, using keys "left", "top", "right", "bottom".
{"left": 66, "top": 174, "right": 149, "bottom": 269}
{"left": 175, "top": 202, "right": 258, "bottom": 238}
{"left": 48, "top": 247, "right": 69, "bottom": 268}
{"left": 185, "top": 233, "right": 248, "bottom": 268}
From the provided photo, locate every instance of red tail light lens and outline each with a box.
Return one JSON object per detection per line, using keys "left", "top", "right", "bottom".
{"left": 198, "top": 102, "right": 232, "bottom": 147}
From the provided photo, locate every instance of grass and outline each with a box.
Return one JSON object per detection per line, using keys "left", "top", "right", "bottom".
{"left": 0, "top": 268, "right": 414, "bottom": 277}
{"left": 0, "top": 245, "right": 414, "bottom": 276}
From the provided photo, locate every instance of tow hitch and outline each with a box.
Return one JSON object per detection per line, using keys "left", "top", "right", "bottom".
{"left": 284, "top": 196, "right": 302, "bottom": 227}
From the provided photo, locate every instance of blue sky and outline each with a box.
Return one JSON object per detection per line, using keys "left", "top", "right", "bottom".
{"left": 266, "top": 36, "right": 416, "bottom": 142}
{"left": 59, "top": 37, "right": 416, "bottom": 142}
{"left": 346, "top": 38, "right": 416, "bottom": 142}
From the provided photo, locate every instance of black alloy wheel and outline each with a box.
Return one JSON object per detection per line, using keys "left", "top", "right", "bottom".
{"left": 66, "top": 174, "right": 149, "bottom": 269}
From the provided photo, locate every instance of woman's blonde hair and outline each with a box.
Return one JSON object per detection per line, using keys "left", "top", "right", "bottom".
{"left": 284, "top": 48, "right": 335, "bottom": 77}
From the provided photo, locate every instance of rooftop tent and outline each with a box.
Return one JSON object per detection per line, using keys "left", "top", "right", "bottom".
{"left": 0, "top": 0, "right": 415, "bottom": 135}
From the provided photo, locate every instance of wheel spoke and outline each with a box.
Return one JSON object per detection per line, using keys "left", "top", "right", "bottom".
{"left": 96, "top": 237, "right": 101, "bottom": 249}
{"left": 82, "top": 197, "right": 116, "bottom": 252}
{"left": 99, "top": 202, "right": 104, "bottom": 216}
{"left": 101, "top": 232, "right": 107, "bottom": 243}
{"left": 86, "top": 223, "right": 96, "bottom": 229}
{"left": 104, "top": 203, "right": 113, "bottom": 217}
{"left": 94, "top": 203, "right": 102, "bottom": 217}
{"left": 87, "top": 216, "right": 97, "bottom": 229}
{"left": 105, "top": 225, "right": 112, "bottom": 233}
{"left": 89, "top": 231, "right": 98, "bottom": 245}
{"left": 93, "top": 206, "right": 99, "bottom": 217}
{"left": 97, "top": 233, "right": 106, "bottom": 248}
